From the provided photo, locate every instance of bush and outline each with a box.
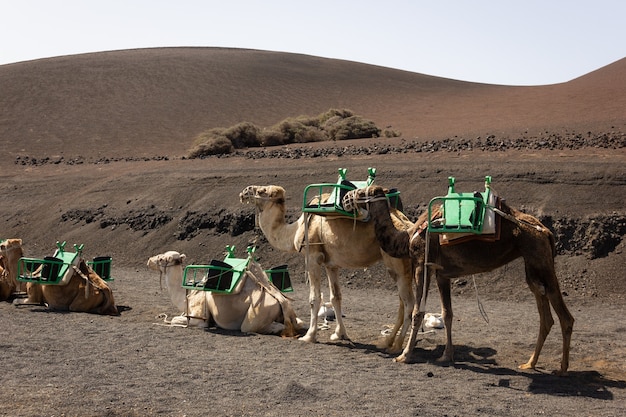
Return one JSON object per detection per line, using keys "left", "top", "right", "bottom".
{"left": 188, "top": 136, "right": 234, "bottom": 157}
{"left": 383, "top": 128, "right": 401, "bottom": 138}
{"left": 259, "top": 129, "right": 285, "bottom": 146}
{"left": 325, "top": 115, "right": 381, "bottom": 141}
{"left": 276, "top": 118, "right": 326, "bottom": 144}
{"left": 188, "top": 108, "right": 385, "bottom": 157}
{"left": 224, "top": 122, "right": 261, "bottom": 149}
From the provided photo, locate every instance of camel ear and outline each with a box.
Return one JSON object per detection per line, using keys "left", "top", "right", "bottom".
{"left": 180, "top": 254, "right": 187, "bottom": 262}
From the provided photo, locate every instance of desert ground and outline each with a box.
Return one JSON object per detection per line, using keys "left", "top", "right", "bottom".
{"left": 1, "top": 48, "right": 625, "bottom": 416}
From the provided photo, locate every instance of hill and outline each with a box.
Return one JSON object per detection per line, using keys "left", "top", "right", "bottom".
{"left": 1, "top": 48, "right": 624, "bottom": 163}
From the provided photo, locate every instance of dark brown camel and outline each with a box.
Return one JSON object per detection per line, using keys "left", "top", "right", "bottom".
{"left": 343, "top": 185, "right": 574, "bottom": 375}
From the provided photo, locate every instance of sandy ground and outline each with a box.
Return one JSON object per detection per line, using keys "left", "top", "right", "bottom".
{"left": 1, "top": 265, "right": 625, "bottom": 417}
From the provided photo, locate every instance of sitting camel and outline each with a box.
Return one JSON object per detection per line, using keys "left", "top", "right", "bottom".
{"left": 147, "top": 250, "right": 301, "bottom": 337}
{"left": 240, "top": 185, "right": 415, "bottom": 352}
{"left": 0, "top": 238, "right": 25, "bottom": 301}
{"left": 10, "top": 241, "right": 118, "bottom": 316}
{"left": 343, "top": 185, "right": 574, "bottom": 375}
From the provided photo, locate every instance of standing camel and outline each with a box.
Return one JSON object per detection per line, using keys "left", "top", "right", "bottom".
{"left": 343, "top": 185, "right": 574, "bottom": 375}
{"left": 240, "top": 185, "right": 415, "bottom": 352}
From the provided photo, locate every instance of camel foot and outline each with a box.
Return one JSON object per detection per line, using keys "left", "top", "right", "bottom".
{"left": 393, "top": 353, "right": 414, "bottom": 364}
{"left": 436, "top": 353, "right": 454, "bottom": 365}
{"left": 518, "top": 362, "right": 535, "bottom": 371}
{"left": 385, "top": 342, "right": 404, "bottom": 355}
{"left": 299, "top": 333, "right": 317, "bottom": 343}
{"left": 329, "top": 332, "right": 349, "bottom": 342}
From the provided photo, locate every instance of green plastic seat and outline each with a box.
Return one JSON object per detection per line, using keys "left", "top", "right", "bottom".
{"left": 428, "top": 176, "right": 491, "bottom": 234}
{"left": 266, "top": 264, "right": 293, "bottom": 292}
{"left": 183, "top": 246, "right": 251, "bottom": 294}
{"left": 17, "top": 242, "right": 81, "bottom": 285}
{"left": 87, "top": 256, "right": 114, "bottom": 281}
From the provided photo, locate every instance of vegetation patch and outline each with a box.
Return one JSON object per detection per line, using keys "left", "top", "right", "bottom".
{"left": 188, "top": 109, "right": 388, "bottom": 158}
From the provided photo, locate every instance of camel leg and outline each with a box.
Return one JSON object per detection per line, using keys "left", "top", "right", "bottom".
{"left": 548, "top": 289, "right": 574, "bottom": 375}
{"left": 520, "top": 290, "right": 553, "bottom": 371}
{"left": 436, "top": 276, "right": 454, "bottom": 363}
{"left": 13, "top": 282, "right": 44, "bottom": 306}
{"left": 377, "top": 297, "right": 404, "bottom": 351}
{"left": 241, "top": 294, "right": 284, "bottom": 335}
{"left": 300, "top": 262, "right": 323, "bottom": 343}
{"left": 519, "top": 261, "right": 556, "bottom": 371}
{"left": 326, "top": 267, "right": 349, "bottom": 342}
{"left": 395, "top": 264, "right": 429, "bottom": 363}
{"left": 380, "top": 255, "right": 415, "bottom": 353}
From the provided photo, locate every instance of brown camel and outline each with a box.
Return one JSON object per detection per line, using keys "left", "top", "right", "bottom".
{"left": 343, "top": 185, "right": 574, "bottom": 375}
{"left": 0, "top": 238, "right": 25, "bottom": 300}
{"left": 12, "top": 241, "right": 119, "bottom": 316}
{"left": 240, "top": 184, "right": 415, "bottom": 352}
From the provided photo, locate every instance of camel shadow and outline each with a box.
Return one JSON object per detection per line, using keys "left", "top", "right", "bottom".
{"left": 328, "top": 340, "right": 626, "bottom": 400}
{"left": 14, "top": 304, "right": 132, "bottom": 315}
{"left": 427, "top": 344, "right": 626, "bottom": 400}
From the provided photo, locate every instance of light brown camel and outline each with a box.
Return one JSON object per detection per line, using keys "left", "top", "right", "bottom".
{"left": 147, "top": 250, "right": 301, "bottom": 336}
{"left": 343, "top": 185, "right": 574, "bottom": 375}
{"left": 0, "top": 238, "right": 25, "bottom": 300}
{"left": 11, "top": 241, "right": 118, "bottom": 315}
{"left": 240, "top": 185, "right": 415, "bottom": 352}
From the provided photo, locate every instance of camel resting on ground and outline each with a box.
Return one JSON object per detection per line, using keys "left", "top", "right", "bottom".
{"left": 147, "top": 251, "right": 302, "bottom": 337}
{"left": 240, "top": 184, "right": 415, "bottom": 352}
{"left": 10, "top": 240, "right": 118, "bottom": 315}
{"left": 1, "top": 238, "right": 26, "bottom": 301}
{"left": 344, "top": 185, "right": 574, "bottom": 375}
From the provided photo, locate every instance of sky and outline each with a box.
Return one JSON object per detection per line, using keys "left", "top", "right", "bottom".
{"left": 1, "top": 0, "right": 625, "bottom": 86}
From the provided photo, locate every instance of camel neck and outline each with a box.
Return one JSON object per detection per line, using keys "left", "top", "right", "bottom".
{"left": 369, "top": 201, "right": 411, "bottom": 259}
{"left": 257, "top": 204, "right": 302, "bottom": 252}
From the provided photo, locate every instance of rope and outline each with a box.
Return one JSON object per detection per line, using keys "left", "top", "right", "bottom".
{"left": 472, "top": 276, "right": 489, "bottom": 323}
{"left": 490, "top": 206, "right": 544, "bottom": 232}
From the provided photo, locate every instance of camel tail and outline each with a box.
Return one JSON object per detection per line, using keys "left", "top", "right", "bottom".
{"left": 548, "top": 228, "right": 557, "bottom": 259}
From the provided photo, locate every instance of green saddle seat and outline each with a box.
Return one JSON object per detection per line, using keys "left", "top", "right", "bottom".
{"left": 17, "top": 242, "right": 80, "bottom": 285}
{"left": 428, "top": 176, "right": 492, "bottom": 234}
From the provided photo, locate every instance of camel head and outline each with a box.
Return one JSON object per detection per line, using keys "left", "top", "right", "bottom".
{"left": 342, "top": 185, "right": 388, "bottom": 213}
{"left": 0, "top": 238, "right": 23, "bottom": 260}
{"left": 147, "top": 251, "right": 187, "bottom": 273}
{"left": 239, "top": 185, "right": 286, "bottom": 210}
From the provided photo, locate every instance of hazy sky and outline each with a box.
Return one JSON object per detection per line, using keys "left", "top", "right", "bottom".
{"left": 2, "top": 0, "right": 624, "bottom": 85}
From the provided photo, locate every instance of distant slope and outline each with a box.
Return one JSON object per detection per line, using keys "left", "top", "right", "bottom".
{"left": 0, "top": 47, "right": 624, "bottom": 162}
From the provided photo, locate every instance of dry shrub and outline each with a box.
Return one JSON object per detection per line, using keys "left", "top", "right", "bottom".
{"left": 259, "top": 129, "right": 285, "bottom": 146}
{"left": 324, "top": 115, "right": 380, "bottom": 141}
{"left": 188, "top": 108, "right": 382, "bottom": 157}
{"left": 224, "top": 122, "right": 261, "bottom": 149}
{"left": 188, "top": 135, "right": 234, "bottom": 157}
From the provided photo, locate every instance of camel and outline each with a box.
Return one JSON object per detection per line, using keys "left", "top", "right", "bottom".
{"left": 147, "top": 250, "right": 301, "bottom": 337}
{"left": 239, "top": 184, "right": 415, "bottom": 352}
{"left": 11, "top": 241, "right": 118, "bottom": 316}
{"left": 343, "top": 184, "right": 574, "bottom": 375}
{"left": 0, "top": 238, "right": 25, "bottom": 300}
